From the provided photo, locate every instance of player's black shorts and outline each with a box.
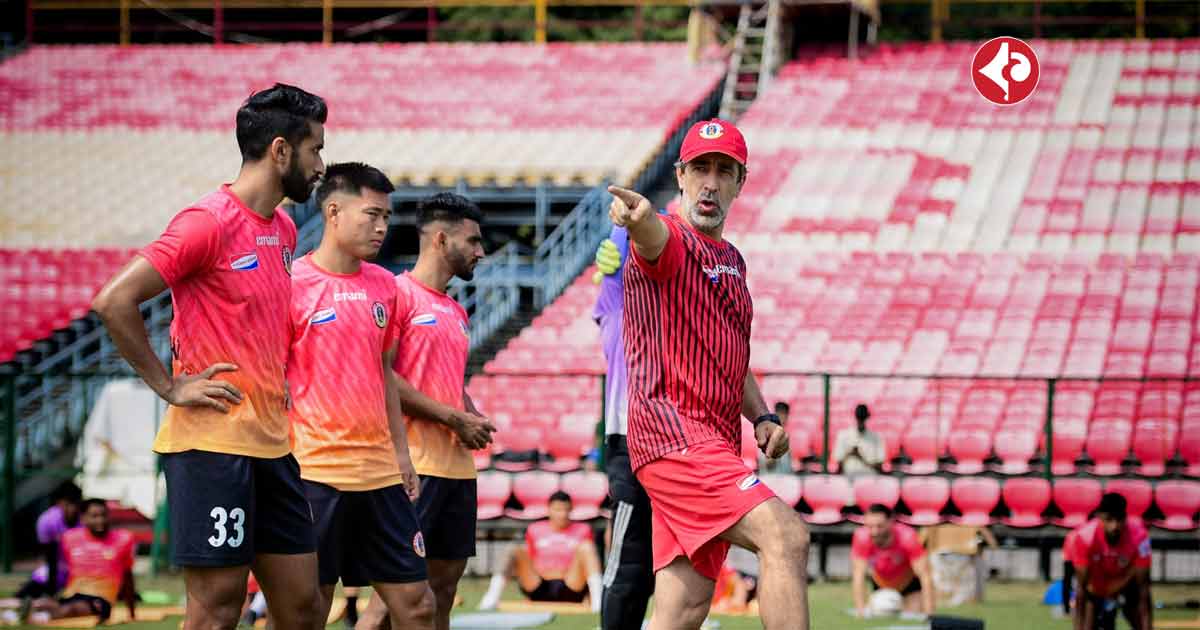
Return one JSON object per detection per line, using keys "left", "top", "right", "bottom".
{"left": 161, "top": 450, "right": 316, "bottom": 567}
{"left": 414, "top": 475, "right": 477, "bottom": 560}
{"left": 60, "top": 594, "right": 112, "bottom": 621}
{"left": 870, "top": 576, "right": 922, "bottom": 597}
{"left": 522, "top": 579, "right": 587, "bottom": 603}
{"left": 305, "top": 480, "right": 428, "bottom": 586}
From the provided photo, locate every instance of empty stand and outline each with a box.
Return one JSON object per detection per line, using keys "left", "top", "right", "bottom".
{"left": 1053, "top": 478, "right": 1103, "bottom": 527}
{"left": 505, "top": 470, "right": 562, "bottom": 520}
{"left": 561, "top": 470, "right": 607, "bottom": 521}
{"left": 951, "top": 477, "right": 1001, "bottom": 526}
{"left": 760, "top": 473, "right": 803, "bottom": 508}
{"left": 1104, "top": 478, "right": 1153, "bottom": 517}
{"left": 476, "top": 471, "right": 513, "bottom": 521}
{"left": 900, "top": 477, "right": 950, "bottom": 526}
{"left": 851, "top": 475, "right": 901, "bottom": 523}
{"left": 802, "top": 475, "right": 851, "bottom": 524}
{"left": 1154, "top": 480, "right": 1200, "bottom": 530}
{"left": 1002, "top": 477, "right": 1052, "bottom": 527}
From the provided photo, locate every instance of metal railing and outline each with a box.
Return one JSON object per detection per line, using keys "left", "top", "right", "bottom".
{"left": 448, "top": 241, "right": 522, "bottom": 350}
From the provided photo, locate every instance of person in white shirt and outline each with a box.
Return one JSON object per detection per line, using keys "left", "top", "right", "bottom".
{"left": 833, "top": 404, "right": 884, "bottom": 476}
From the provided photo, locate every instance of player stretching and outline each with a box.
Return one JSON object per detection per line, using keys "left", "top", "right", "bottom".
{"left": 1070, "top": 493, "right": 1152, "bottom": 630}
{"left": 360, "top": 192, "right": 494, "bottom": 630}
{"left": 92, "top": 84, "right": 326, "bottom": 630}
{"left": 610, "top": 119, "right": 811, "bottom": 630}
{"left": 288, "top": 163, "right": 435, "bottom": 629}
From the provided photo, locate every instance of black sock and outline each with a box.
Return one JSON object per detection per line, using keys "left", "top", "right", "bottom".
{"left": 345, "top": 596, "right": 358, "bottom": 625}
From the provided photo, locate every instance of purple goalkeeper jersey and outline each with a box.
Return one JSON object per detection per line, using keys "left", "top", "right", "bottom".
{"left": 593, "top": 225, "right": 629, "bottom": 437}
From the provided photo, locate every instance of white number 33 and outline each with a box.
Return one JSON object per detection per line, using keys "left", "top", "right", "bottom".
{"left": 208, "top": 507, "right": 246, "bottom": 548}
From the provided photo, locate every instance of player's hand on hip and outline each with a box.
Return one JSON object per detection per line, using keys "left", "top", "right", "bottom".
{"left": 607, "top": 186, "right": 653, "bottom": 228}
{"left": 755, "top": 422, "right": 789, "bottom": 460}
{"left": 451, "top": 410, "right": 497, "bottom": 450}
{"left": 165, "top": 363, "right": 242, "bottom": 413}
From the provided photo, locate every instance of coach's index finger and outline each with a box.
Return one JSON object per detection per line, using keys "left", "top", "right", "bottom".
{"left": 607, "top": 185, "right": 646, "bottom": 208}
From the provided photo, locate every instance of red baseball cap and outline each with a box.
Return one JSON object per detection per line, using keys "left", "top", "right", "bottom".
{"left": 678, "top": 119, "right": 748, "bottom": 166}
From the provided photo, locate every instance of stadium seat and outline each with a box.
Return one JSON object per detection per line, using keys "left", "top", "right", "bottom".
{"left": 951, "top": 477, "right": 1001, "bottom": 526}
{"left": 759, "top": 473, "right": 803, "bottom": 508}
{"left": 802, "top": 475, "right": 851, "bottom": 524}
{"left": 1131, "top": 421, "right": 1175, "bottom": 476}
{"left": 1153, "top": 480, "right": 1200, "bottom": 531}
{"left": 1086, "top": 426, "right": 1131, "bottom": 475}
{"left": 1002, "top": 477, "right": 1051, "bottom": 527}
{"left": 1104, "top": 479, "right": 1153, "bottom": 518}
{"left": 850, "top": 475, "right": 901, "bottom": 524}
{"left": 992, "top": 428, "right": 1038, "bottom": 474}
{"left": 900, "top": 477, "right": 950, "bottom": 526}
{"left": 492, "top": 425, "right": 542, "bottom": 473}
{"left": 947, "top": 431, "right": 992, "bottom": 474}
{"left": 901, "top": 428, "right": 940, "bottom": 474}
{"left": 562, "top": 470, "right": 607, "bottom": 520}
{"left": 476, "top": 471, "right": 513, "bottom": 520}
{"left": 1052, "top": 478, "right": 1103, "bottom": 528}
{"left": 788, "top": 426, "right": 813, "bottom": 469}
{"left": 540, "top": 421, "right": 595, "bottom": 473}
{"left": 473, "top": 449, "right": 492, "bottom": 471}
{"left": 1180, "top": 430, "right": 1200, "bottom": 477}
{"left": 505, "top": 471, "right": 561, "bottom": 520}
{"left": 1051, "top": 429, "right": 1087, "bottom": 475}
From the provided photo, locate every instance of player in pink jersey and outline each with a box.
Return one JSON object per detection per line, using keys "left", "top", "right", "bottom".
{"left": 288, "top": 163, "right": 436, "bottom": 630}
{"left": 92, "top": 84, "right": 326, "bottom": 630}
{"left": 478, "top": 491, "right": 603, "bottom": 611}
{"left": 1070, "top": 493, "right": 1152, "bottom": 630}
{"left": 16, "top": 500, "right": 137, "bottom": 625}
{"left": 850, "top": 504, "right": 934, "bottom": 618}
{"left": 360, "top": 192, "right": 494, "bottom": 630}
{"left": 607, "top": 120, "right": 809, "bottom": 630}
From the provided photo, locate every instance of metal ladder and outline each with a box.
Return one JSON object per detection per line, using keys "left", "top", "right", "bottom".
{"left": 718, "top": 0, "right": 782, "bottom": 121}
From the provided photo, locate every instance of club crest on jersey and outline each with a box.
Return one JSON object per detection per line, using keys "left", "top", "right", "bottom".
{"left": 310, "top": 308, "right": 337, "bottom": 325}
{"left": 372, "top": 302, "right": 387, "bottom": 328}
{"left": 413, "top": 532, "right": 426, "bottom": 558}
{"left": 699, "top": 122, "right": 724, "bottom": 139}
{"left": 282, "top": 246, "right": 293, "bottom": 275}
{"left": 412, "top": 313, "right": 437, "bottom": 326}
{"left": 738, "top": 474, "right": 760, "bottom": 491}
{"left": 230, "top": 252, "right": 259, "bottom": 271}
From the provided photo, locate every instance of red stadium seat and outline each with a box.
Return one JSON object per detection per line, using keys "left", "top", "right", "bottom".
{"left": 1086, "top": 426, "right": 1131, "bottom": 475}
{"left": 759, "top": 473, "right": 803, "bottom": 508}
{"left": 850, "top": 475, "right": 901, "bottom": 524}
{"left": 947, "top": 431, "right": 991, "bottom": 474}
{"left": 802, "top": 475, "right": 851, "bottom": 524}
{"left": 540, "top": 422, "right": 595, "bottom": 473}
{"left": 951, "top": 477, "right": 1001, "bottom": 526}
{"left": 1051, "top": 430, "right": 1086, "bottom": 475}
{"left": 473, "top": 449, "right": 492, "bottom": 471}
{"left": 561, "top": 470, "right": 607, "bottom": 520}
{"left": 1052, "top": 478, "right": 1102, "bottom": 528}
{"left": 1181, "top": 430, "right": 1200, "bottom": 477}
{"left": 476, "top": 471, "right": 512, "bottom": 520}
{"left": 1104, "top": 479, "right": 1153, "bottom": 518}
{"left": 992, "top": 428, "right": 1038, "bottom": 475}
{"left": 901, "top": 428, "right": 940, "bottom": 475}
{"left": 505, "top": 471, "right": 561, "bottom": 520}
{"left": 1002, "top": 477, "right": 1051, "bottom": 527}
{"left": 1131, "top": 421, "right": 1175, "bottom": 476}
{"left": 900, "top": 477, "right": 950, "bottom": 526}
{"left": 492, "top": 425, "right": 542, "bottom": 473}
{"left": 1154, "top": 481, "right": 1200, "bottom": 531}
{"left": 787, "top": 426, "right": 812, "bottom": 469}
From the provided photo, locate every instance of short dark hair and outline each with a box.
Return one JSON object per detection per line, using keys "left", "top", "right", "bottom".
{"left": 549, "top": 491, "right": 572, "bottom": 505}
{"left": 867, "top": 503, "right": 893, "bottom": 518}
{"left": 774, "top": 401, "right": 790, "bottom": 414}
{"left": 315, "top": 162, "right": 395, "bottom": 209}
{"left": 416, "top": 192, "right": 483, "bottom": 231}
{"left": 81, "top": 498, "right": 108, "bottom": 513}
{"left": 236, "top": 83, "right": 327, "bottom": 162}
{"left": 1096, "top": 493, "right": 1128, "bottom": 520}
{"left": 51, "top": 481, "right": 82, "bottom": 504}
{"left": 855, "top": 404, "right": 871, "bottom": 422}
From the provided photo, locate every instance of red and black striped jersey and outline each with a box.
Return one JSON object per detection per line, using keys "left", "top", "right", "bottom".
{"left": 622, "top": 212, "right": 753, "bottom": 471}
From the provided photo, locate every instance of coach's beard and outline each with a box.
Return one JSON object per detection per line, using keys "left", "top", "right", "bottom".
{"left": 687, "top": 198, "right": 728, "bottom": 232}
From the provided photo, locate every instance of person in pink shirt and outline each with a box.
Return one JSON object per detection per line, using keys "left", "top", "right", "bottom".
{"left": 1070, "top": 493, "right": 1152, "bottom": 630}
{"left": 851, "top": 504, "right": 934, "bottom": 618}
{"left": 287, "top": 162, "right": 436, "bottom": 630}
{"left": 20, "top": 500, "right": 137, "bottom": 625}
{"left": 478, "top": 492, "right": 603, "bottom": 611}
{"left": 360, "top": 192, "right": 494, "bottom": 630}
{"left": 92, "top": 84, "right": 326, "bottom": 630}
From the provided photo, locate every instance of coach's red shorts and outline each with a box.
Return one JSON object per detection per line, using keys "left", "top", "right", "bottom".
{"left": 635, "top": 439, "right": 776, "bottom": 581}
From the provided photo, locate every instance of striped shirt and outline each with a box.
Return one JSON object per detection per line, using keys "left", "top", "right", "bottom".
{"left": 622, "top": 212, "right": 753, "bottom": 471}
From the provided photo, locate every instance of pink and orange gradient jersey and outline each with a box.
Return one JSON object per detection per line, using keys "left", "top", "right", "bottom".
{"left": 140, "top": 185, "right": 297, "bottom": 459}
{"left": 61, "top": 527, "right": 135, "bottom": 604}
{"left": 392, "top": 272, "right": 474, "bottom": 479}
{"left": 851, "top": 522, "right": 926, "bottom": 590}
{"left": 525, "top": 520, "right": 592, "bottom": 577}
{"left": 287, "top": 255, "right": 404, "bottom": 492}
{"left": 1070, "top": 516, "right": 1151, "bottom": 597}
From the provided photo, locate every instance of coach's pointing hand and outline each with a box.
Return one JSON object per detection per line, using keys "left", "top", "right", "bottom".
{"left": 450, "top": 410, "right": 497, "bottom": 450}
{"left": 756, "top": 422, "right": 790, "bottom": 460}
{"left": 166, "top": 363, "right": 243, "bottom": 413}
{"left": 608, "top": 186, "right": 654, "bottom": 228}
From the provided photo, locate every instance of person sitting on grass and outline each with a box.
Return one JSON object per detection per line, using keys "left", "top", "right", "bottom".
{"left": 478, "top": 492, "right": 603, "bottom": 612}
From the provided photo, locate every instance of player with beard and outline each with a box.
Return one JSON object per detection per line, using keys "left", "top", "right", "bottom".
{"left": 359, "top": 192, "right": 495, "bottom": 630}
{"left": 609, "top": 119, "right": 811, "bottom": 630}
{"left": 93, "top": 83, "right": 326, "bottom": 630}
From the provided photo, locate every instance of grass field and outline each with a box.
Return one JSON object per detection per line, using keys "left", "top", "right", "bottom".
{"left": 3, "top": 573, "right": 1198, "bottom": 629}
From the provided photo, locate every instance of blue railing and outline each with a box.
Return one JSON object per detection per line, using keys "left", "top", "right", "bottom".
{"left": 448, "top": 241, "right": 521, "bottom": 350}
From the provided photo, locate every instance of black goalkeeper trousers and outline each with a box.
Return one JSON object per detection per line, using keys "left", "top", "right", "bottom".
{"left": 601, "top": 435, "right": 654, "bottom": 630}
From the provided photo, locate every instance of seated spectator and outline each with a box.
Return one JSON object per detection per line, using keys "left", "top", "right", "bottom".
{"left": 9, "top": 499, "right": 137, "bottom": 624}
{"left": 478, "top": 492, "right": 602, "bottom": 611}
{"left": 1069, "top": 493, "right": 1152, "bottom": 630}
{"left": 13, "top": 482, "right": 82, "bottom": 600}
{"left": 834, "top": 404, "right": 884, "bottom": 477}
{"left": 920, "top": 523, "right": 998, "bottom": 605}
{"left": 851, "top": 504, "right": 934, "bottom": 619}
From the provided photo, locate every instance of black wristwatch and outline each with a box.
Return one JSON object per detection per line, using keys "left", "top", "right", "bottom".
{"left": 753, "top": 413, "right": 782, "bottom": 428}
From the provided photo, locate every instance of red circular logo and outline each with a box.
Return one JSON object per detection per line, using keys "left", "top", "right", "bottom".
{"left": 971, "top": 36, "right": 1040, "bottom": 106}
